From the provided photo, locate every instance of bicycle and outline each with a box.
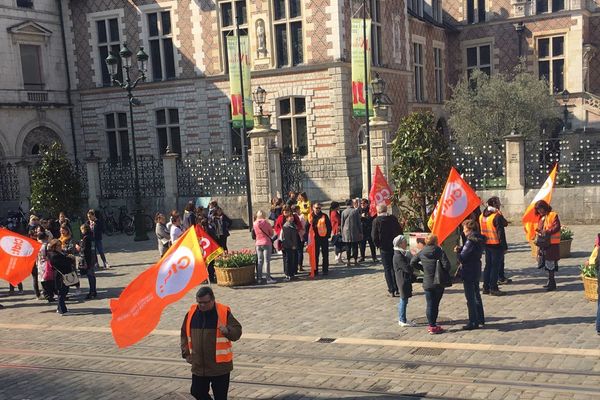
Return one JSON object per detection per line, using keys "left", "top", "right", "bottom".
{"left": 99, "top": 204, "right": 118, "bottom": 236}
{"left": 121, "top": 206, "right": 154, "bottom": 236}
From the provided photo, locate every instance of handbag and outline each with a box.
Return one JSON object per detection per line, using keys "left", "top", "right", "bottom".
{"left": 534, "top": 232, "right": 550, "bottom": 249}
{"left": 58, "top": 270, "right": 80, "bottom": 286}
{"left": 433, "top": 259, "right": 453, "bottom": 287}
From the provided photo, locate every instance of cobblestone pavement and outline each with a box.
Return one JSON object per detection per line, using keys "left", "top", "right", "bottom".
{"left": 1, "top": 225, "right": 600, "bottom": 400}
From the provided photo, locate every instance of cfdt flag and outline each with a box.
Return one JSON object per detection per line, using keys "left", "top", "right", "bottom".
{"left": 369, "top": 166, "right": 393, "bottom": 217}
{"left": 194, "top": 225, "right": 224, "bottom": 264}
{"left": 110, "top": 227, "right": 207, "bottom": 348}
{"left": 0, "top": 228, "right": 41, "bottom": 286}
{"left": 431, "top": 167, "right": 481, "bottom": 244}
{"left": 522, "top": 163, "right": 558, "bottom": 241}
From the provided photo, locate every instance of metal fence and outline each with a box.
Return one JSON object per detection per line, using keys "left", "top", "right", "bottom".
{"left": 525, "top": 137, "right": 600, "bottom": 187}
{"left": 450, "top": 141, "right": 506, "bottom": 190}
{"left": 0, "top": 163, "right": 19, "bottom": 201}
{"left": 99, "top": 156, "right": 165, "bottom": 199}
{"left": 281, "top": 152, "right": 306, "bottom": 195}
{"left": 177, "top": 151, "right": 247, "bottom": 197}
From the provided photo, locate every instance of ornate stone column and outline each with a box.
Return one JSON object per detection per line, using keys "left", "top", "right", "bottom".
{"left": 162, "top": 147, "right": 179, "bottom": 213}
{"left": 84, "top": 151, "right": 101, "bottom": 210}
{"left": 361, "top": 104, "right": 392, "bottom": 197}
{"left": 248, "top": 114, "right": 279, "bottom": 212}
{"left": 503, "top": 133, "right": 526, "bottom": 219}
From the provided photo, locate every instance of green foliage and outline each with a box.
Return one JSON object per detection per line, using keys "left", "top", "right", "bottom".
{"left": 390, "top": 112, "right": 452, "bottom": 231}
{"left": 214, "top": 250, "right": 257, "bottom": 268}
{"left": 560, "top": 226, "right": 574, "bottom": 241}
{"left": 445, "top": 64, "right": 560, "bottom": 154}
{"left": 30, "top": 142, "right": 83, "bottom": 217}
{"left": 580, "top": 263, "right": 597, "bottom": 278}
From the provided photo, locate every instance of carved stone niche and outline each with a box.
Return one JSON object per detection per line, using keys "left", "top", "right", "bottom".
{"left": 512, "top": 0, "right": 532, "bottom": 17}
{"left": 255, "top": 18, "right": 267, "bottom": 59}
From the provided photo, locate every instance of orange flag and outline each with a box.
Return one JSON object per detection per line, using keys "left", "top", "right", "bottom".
{"left": 194, "top": 225, "right": 224, "bottom": 263}
{"left": 0, "top": 228, "right": 41, "bottom": 286}
{"left": 369, "top": 166, "right": 393, "bottom": 217}
{"left": 307, "top": 227, "right": 317, "bottom": 278}
{"left": 431, "top": 167, "right": 481, "bottom": 244}
{"left": 522, "top": 163, "right": 558, "bottom": 241}
{"left": 110, "top": 227, "right": 207, "bottom": 348}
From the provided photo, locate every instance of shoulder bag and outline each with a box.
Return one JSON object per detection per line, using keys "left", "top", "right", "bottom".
{"left": 534, "top": 232, "right": 551, "bottom": 249}
{"left": 57, "top": 269, "right": 80, "bottom": 286}
{"left": 433, "top": 259, "right": 453, "bottom": 288}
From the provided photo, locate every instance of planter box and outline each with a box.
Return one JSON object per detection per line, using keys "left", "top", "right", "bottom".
{"left": 582, "top": 275, "right": 598, "bottom": 302}
{"left": 215, "top": 264, "right": 255, "bottom": 287}
{"left": 559, "top": 239, "right": 572, "bottom": 258}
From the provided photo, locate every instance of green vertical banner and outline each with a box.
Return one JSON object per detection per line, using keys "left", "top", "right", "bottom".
{"left": 351, "top": 18, "right": 372, "bottom": 118}
{"left": 227, "top": 35, "right": 253, "bottom": 128}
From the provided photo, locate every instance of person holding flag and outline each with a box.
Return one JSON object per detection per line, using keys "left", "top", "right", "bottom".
{"left": 479, "top": 197, "right": 509, "bottom": 296}
{"left": 180, "top": 286, "right": 242, "bottom": 400}
{"left": 533, "top": 200, "right": 561, "bottom": 291}
{"left": 309, "top": 203, "right": 331, "bottom": 276}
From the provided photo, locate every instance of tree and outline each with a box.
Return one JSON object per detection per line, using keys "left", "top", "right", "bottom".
{"left": 30, "top": 142, "right": 83, "bottom": 218}
{"left": 445, "top": 64, "right": 560, "bottom": 153}
{"left": 390, "top": 112, "right": 452, "bottom": 231}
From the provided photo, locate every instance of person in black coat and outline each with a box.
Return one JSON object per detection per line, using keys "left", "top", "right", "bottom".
{"left": 77, "top": 224, "right": 97, "bottom": 299}
{"left": 47, "top": 239, "right": 76, "bottom": 315}
{"left": 393, "top": 235, "right": 415, "bottom": 327}
{"left": 310, "top": 203, "right": 332, "bottom": 275}
{"left": 372, "top": 204, "right": 403, "bottom": 297}
{"left": 410, "top": 234, "right": 451, "bottom": 334}
{"left": 359, "top": 199, "right": 377, "bottom": 262}
{"left": 455, "top": 220, "right": 486, "bottom": 330}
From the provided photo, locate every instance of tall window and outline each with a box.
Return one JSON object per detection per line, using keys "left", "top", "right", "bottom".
{"left": 220, "top": 0, "right": 248, "bottom": 72}
{"left": 370, "top": 0, "right": 383, "bottom": 66}
{"left": 156, "top": 109, "right": 181, "bottom": 155}
{"left": 408, "top": 0, "right": 424, "bottom": 17}
{"left": 538, "top": 36, "right": 565, "bottom": 92}
{"left": 536, "top": 0, "right": 564, "bottom": 13}
{"left": 279, "top": 97, "right": 307, "bottom": 155}
{"left": 17, "top": 0, "right": 33, "bottom": 8}
{"left": 467, "top": 0, "right": 486, "bottom": 23}
{"left": 466, "top": 44, "right": 491, "bottom": 78}
{"left": 106, "top": 113, "right": 130, "bottom": 161}
{"left": 413, "top": 43, "right": 424, "bottom": 102}
{"left": 432, "top": 0, "right": 443, "bottom": 23}
{"left": 147, "top": 10, "right": 176, "bottom": 81}
{"left": 96, "top": 18, "right": 122, "bottom": 86}
{"left": 273, "top": 0, "right": 303, "bottom": 67}
{"left": 434, "top": 47, "right": 443, "bottom": 103}
{"left": 20, "top": 44, "right": 43, "bottom": 90}
{"left": 226, "top": 104, "right": 250, "bottom": 155}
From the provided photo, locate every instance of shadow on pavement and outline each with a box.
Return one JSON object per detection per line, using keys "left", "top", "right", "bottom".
{"left": 488, "top": 316, "right": 596, "bottom": 332}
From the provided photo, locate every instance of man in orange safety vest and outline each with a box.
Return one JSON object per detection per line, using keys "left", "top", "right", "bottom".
{"left": 479, "top": 197, "right": 510, "bottom": 296}
{"left": 310, "top": 202, "right": 332, "bottom": 275}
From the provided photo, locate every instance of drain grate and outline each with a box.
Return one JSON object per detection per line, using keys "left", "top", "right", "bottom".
{"left": 410, "top": 347, "right": 446, "bottom": 356}
{"left": 316, "top": 337, "right": 336, "bottom": 343}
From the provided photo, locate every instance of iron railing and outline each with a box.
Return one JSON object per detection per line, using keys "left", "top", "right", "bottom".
{"left": 177, "top": 151, "right": 247, "bottom": 197}
{"left": 99, "top": 156, "right": 164, "bottom": 199}
{"left": 450, "top": 141, "right": 506, "bottom": 190}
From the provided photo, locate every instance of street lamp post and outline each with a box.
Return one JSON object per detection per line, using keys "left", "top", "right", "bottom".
{"left": 252, "top": 86, "right": 267, "bottom": 116}
{"left": 362, "top": 0, "right": 372, "bottom": 192}
{"left": 561, "top": 89, "right": 570, "bottom": 132}
{"left": 105, "top": 43, "right": 150, "bottom": 241}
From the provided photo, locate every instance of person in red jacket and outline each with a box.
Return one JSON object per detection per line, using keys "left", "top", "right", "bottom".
{"left": 329, "top": 201, "right": 344, "bottom": 264}
{"left": 274, "top": 205, "right": 304, "bottom": 248}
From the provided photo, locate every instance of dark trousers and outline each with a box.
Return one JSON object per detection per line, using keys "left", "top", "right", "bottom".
{"left": 208, "top": 261, "right": 216, "bottom": 282}
{"left": 95, "top": 240, "right": 107, "bottom": 266}
{"left": 41, "top": 280, "right": 55, "bottom": 300}
{"left": 315, "top": 238, "right": 329, "bottom": 274}
{"left": 86, "top": 267, "right": 97, "bottom": 295}
{"left": 360, "top": 237, "right": 377, "bottom": 260}
{"left": 217, "top": 236, "right": 228, "bottom": 252}
{"left": 380, "top": 250, "right": 397, "bottom": 294}
{"left": 424, "top": 287, "right": 445, "bottom": 326}
{"left": 31, "top": 266, "right": 41, "bottom": 297}
{"left": 463, "top": 279, "right": 485, "bottom": 326}
{"left": 282, "top": 248, "right": 298, "bottom": 277}
{"left": 191, "top": 373, "right": 230, "bottom": 400}
{"left": 483, "top": 247, "right": 502, "bottom": 291}
{"left": 498, "top": 254, "right": 507, "bottom": 280}
{"left": 9, "top": 283, "right": 23, "bottom": 293}
{"left": 56, "top": 281, "right": 69, "bottom": 313}
{"left": 297, "top": 241, "right": 305, "bottom": 267}
{"left": 346, "top": 242, "right": 359, "bottom": 262}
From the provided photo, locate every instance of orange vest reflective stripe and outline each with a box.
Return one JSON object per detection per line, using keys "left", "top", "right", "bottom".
{"left": 544, "top": 212, "right": 561, "bottom": 245}
{"left": 479, "top": 213, "right": 500, "bottom": 245}
{"left": 185, "top": 302, "right": 233, "bottom": 363}
{"left": 317, "top": 215, "right": 327, "bottom": 236}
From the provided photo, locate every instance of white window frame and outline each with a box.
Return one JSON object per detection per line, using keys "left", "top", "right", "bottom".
{"left": 434, "top": 47, "right": 444, "bottom": 103}
{"left": 218, "top": 0, "right": 249, "bottom": 73}
{"left": 105, "top": 112, "right": 129, "bottom": 160}
{"left": 535, "top": 0, "right": 565, "bottom": 14}
{"left": 413, "top": 41, "right": 425, "bottom": 102}
{"left": 370, "top": 0, "right": 383, "bottom": 66}
{"left": 272, "top": 0, "right": 304, "bottom": 68}
{"left": 278, "top": 96, "right": 308, "bottom": 155}
{"left": 536, "top": 35, "right": 565, "bottom": 93}
{"left": 87, "top": 9, "right": 125, "bottom": 88}
{"left": 466, "top": 44, "right": 492, "bottom": 76}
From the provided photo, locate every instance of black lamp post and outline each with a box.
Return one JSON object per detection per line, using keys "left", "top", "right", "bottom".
{"left": 252, "top": 86, "right": 267, "bottom": 115}
{"left": 105, "top": 43, "right": 150, "bottom": 241}
{"left": 371, "top": 73, "right": 385, "bottom": 105}
{"left": 561, "top": 89, "right": 570, "bottom": 132}
{"left": 362, "top": 0, "right": 372, "bottom": 192}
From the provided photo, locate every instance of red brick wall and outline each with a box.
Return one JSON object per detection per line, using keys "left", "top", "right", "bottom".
{"left": 587, "top": 16, "right": 600, "bottom": 95}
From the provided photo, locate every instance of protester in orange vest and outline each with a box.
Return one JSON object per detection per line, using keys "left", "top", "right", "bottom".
{"left": 180, "top": 287, "right": 242, "bottom": 400}
{"left": 310, "top": 202, "right": 332, "bottom": 275}
{"left": 479, "top": 197, "right": 509, "bottom": 296}
{"left": 533, "top": 200, "right": 561, "bottom": 291}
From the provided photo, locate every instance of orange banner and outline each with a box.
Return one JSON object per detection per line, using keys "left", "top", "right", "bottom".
{"left": 522, "top": 163, "right": 558, "bottom": 241}
{"left": 0, "top": 227, "right": 41, "bottom": 286}
{"left": 307, "top": 228, "right": 317, "bottom": 279}
{"left": 431, "top": 167, "right": 481, "bottom": 244}
{"left": 110, "top": 227, "right": 207, "bottom": 348}
{"left": 194, "top": 225, "right": 224, "bottom": 263}
{"left": 369, "top": 166, "right": 393, "bottom": 217}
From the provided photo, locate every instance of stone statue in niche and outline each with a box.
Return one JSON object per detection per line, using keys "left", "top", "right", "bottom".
{"left": 256, "top": 19, "right": 267, "bottom": 58}
{"left": 392, "top": 15, "right": 402, "bottom": 64}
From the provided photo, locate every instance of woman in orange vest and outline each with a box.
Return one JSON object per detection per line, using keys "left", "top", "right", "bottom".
{"left": 181, "top": 287, "right": 242, "bottom": 400}
{"left": 534, "top": 200, "right": 561, "bottom": 291}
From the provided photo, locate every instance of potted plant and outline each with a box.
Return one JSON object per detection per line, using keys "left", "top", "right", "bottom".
{"left": 559, "top": 226, "right": 573, "bottom": 258}
{"left": 214, "top": 250, "right": 257, "bottom": 287}
{"left": 580, "top": 263, "right": 598, "bottom": 302}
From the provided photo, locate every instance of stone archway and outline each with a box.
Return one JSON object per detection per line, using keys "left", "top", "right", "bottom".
{"left": 21, "top": 126, "right": 63, "bottom": 157}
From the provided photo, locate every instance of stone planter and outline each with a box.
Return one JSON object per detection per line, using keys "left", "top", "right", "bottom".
{"left": 582, "top": 275, "right": 598, "bottom": 302}
{"left": 215, "top": 264, "right": 256, "bottom": 287}
{"left": 559, "top": 239, "right": 572, "bottom": 258}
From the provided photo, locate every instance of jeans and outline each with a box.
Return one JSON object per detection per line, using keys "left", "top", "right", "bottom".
{"left": 498, "top": 252, "right": 507, "bottom": 280}
{"left": 483, "top": 247, "right": 503, "bottom": 291}
{"left": 282, "top": 248, "right": 298, "bottom": 277}
{"left": 41, "top": 280, "right": 55, "bottom": 300}
{"left": 256, "top": 245, "right": 272, "bottom": 281}
{"left": 424, "top": 287, "right": 445, "bottom": 326}
{"left": 86, "top": 267, "right": 97, "bottom": 295}
{"left": 398, "top": 297, "right": 409, "bottom": 323}
{"left": 463, "top": 279, "right": 485, "bottom": 326}
{"left": 360, "top": 237, "right": 377, "bottom": 260}
{"left": 95, "top": 240, "right": 107, "bottom": 267}
{"left": 596, "top": 297, "right": 600, "bottom": 333}
{"left": 380, "top": 250, "right": 397, "bottom": 294}
{"left": 297, "top": 241, "right": 305, "bottom": 267}
{"left": 346, "top": 242, "right": 359, "bottom": 262}
{"left": 57, "top": 282, "right": 69, "bottom": 313}
{"left": 191, "top": 372, "right": 230, "bottom": 400}
{"left": 315, "top": 238, "right": 329, "bottom": 274}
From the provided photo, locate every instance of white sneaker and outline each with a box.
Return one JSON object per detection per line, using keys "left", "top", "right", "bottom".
{"left": 266, "top": 277, "right": 276, "bottom": 284}
{"left": 398, "top": 321, "right": 417, "bottom": 327}
{"left": 105, "top": 264, "right": 111, "bottom": 269}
